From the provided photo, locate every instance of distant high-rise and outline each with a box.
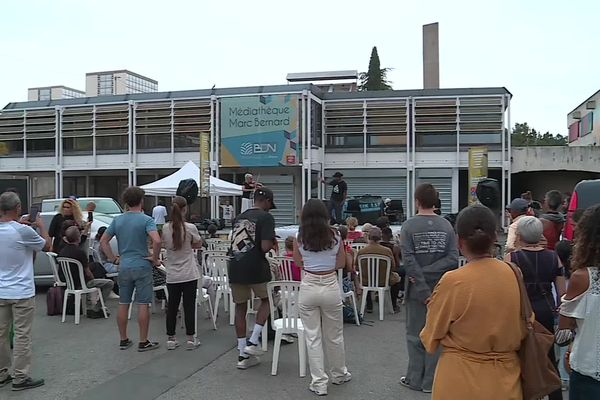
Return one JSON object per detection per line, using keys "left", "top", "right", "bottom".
{"left": 423, "top": 22, "right": 440, "bottom": 89}
{"left": 27, "top": 86, "right": 84, "bottom": 101}
{"left": 85, "top": 70, "right": 158, "bottom": 97}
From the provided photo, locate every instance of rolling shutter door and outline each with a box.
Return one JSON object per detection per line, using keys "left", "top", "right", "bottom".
{"left": 417, "top": 177, "right": 452, "bottom": 215}
{"left": 259, "top": 175, "right": 296, "bottom": 226}
{"left": 343, "top": 177, "right": 407, "bottom": 205}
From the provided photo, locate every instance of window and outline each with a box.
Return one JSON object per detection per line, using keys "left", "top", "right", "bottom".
{"left": 368, "top": 134, "right": 407, "bottom": 147}
{"left": 0, "top": 140, "right": 24, "bottom": 157}
{"left": 63, "top": 137, "right": 92, "bottom": 155}
{"left": 26, "top": 138, "right": 55, "bottom": 156}
{"left": 326, "top": 134, "right": 363, "bottom": 149}
{"left": 38, "top": 89, "right": 51, "bottom": 101}
{"left": 311, "top": 100, "right": 322, "bottom": 148}
{"left": 96, "top": 135, "right": 128, "bottom": 153}
{"left": 416, "top": 133, "right": 457, "bottom": 147}
{"left": 136, "top": 134, "right": 171, "bottom": 152}
{"left": 174, "top": 133, "right": 199, "bottom": 151}
{"left": 98, "top": 74, "right": 114, "bottom": 96}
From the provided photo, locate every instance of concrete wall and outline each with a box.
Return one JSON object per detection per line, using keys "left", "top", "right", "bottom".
{"left": 512, "top": 146, "right": 600, "bottom": 173}
{"left": 85, "top": 75, "right": 98, "bottom": 97}
{"left": 27, "top": 89, "right": 38, "bottom": 101}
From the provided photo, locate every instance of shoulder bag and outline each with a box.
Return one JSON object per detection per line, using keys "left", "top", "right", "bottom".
{"left": 506, "top": 262, "right": 561, "bottom": 400}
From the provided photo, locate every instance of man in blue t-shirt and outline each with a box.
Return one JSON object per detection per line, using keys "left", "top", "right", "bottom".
{"left": 101, "top": 187, "right": 161, "bottom": 352}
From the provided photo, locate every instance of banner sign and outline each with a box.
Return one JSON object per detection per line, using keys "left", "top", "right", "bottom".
{"left": 220, "top": 95, "right": 299, "bottom": 167}
{"left": 199, "top": 131, "right": 210, "bottom": 197}
{"left": 468, "top": 146, "right": 488, "bottom": 205}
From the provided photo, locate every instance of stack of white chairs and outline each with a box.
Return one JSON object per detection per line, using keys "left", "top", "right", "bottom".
{"left": 267, "top": 281, "right": 306, "bottom": 377}
{"left": 357, "top": 254, "right": 393, "bottom": 321}
{"left": 207, "top": 254, "right": 235, "bottom": 325}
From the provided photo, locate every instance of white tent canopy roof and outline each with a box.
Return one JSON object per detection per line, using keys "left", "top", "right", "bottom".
{"left": 140, "top": 161, "right": 242, "bottom": 197}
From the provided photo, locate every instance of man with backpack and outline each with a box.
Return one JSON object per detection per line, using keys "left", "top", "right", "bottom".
{"left": 0, "top": 191, "right": 50, "bottom": 391}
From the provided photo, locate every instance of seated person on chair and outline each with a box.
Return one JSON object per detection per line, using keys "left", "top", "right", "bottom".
{"left": 345, "top": 217, "right": 363, "bottom": 242}
{"left": 284, "top": 236, "right": 302, "bottom": 281}
{"left": 59, "top": 226, "right": 114, "bottom": 319}
{"left": 355, "top": 227, "right": 401, "bottom": 313}
{"left": 92, "top": 227, "right": 119, "bottom": 274}
{"left": 337, "top": 226, "right": 362, "bottom": 295}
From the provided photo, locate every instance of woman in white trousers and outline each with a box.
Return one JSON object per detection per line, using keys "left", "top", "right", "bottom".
{"left": 294, "top": 199, "right": 351, "bottom": 396}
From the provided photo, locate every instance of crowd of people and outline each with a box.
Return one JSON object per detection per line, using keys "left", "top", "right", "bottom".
{"left": 0, "top": 179, "right": 598, "bottom": 398}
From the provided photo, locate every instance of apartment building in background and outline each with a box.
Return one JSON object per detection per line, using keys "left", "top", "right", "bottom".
{"left": 568, "top": 89, "right": 600, "bottom": 146}
{"left": 27, "top": 86, "right": 85, "bottom": 101}
{"left": 85, "top": 70, "right": 158, "bottom": 96}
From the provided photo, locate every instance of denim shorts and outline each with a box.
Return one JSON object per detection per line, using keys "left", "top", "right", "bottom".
{"left": 118, "top": 268, "right": 153, "bottom": 305}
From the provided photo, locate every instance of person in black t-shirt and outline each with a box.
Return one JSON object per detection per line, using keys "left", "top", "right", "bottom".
{"left": 229, "top": 187, "right": 276, "bottom": 370}
{"left": 322, "top": 172, "right": 348, "bottom": 225}
{"left": 58, "top": 226, "right": 113, "bottom": 318}
{"left": 241, "top": 173, "right": 263, "bottom": 213}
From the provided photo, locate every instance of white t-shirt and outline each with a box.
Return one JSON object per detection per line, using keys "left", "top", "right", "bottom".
{"left": 152, "top": 205, "right": 167, "bottom": 225}
{"left": 221, "top": 205, "right": 233, "bottom": 221}
{"left": 0, "top": 221, "right": 46, "bottom": 299}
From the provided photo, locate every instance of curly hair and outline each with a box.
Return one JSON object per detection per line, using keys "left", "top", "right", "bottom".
{"left": 59, "top": 199, "right": 83, "bottom": 223}
{"left": 571, "top": 204, "right": 600, "bottom": 271}
{"left": 298, "top": 199, "right": 337, "bottom": 252}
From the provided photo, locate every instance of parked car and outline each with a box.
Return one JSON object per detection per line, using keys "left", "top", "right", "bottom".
{"left": 564, "top": 179, "right": 600, "bottom": 240}
{"left": 41, "top": 197, "right": 123, "bottom": 217}
{"left": 32, "top": 196, "right": 122, "bottom": 286}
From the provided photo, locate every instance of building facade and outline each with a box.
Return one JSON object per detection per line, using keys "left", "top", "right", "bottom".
{"left": 27, "top": 86, "right": 85, "bottom": 101}
{"left": 85, "top": 70, "right": 158, "bottom": 97}
{"left": 568, "top": 89, "right": 599, "bottom": 146}
{"left": 0, "top": 84, "right": 511, "bottom": 226}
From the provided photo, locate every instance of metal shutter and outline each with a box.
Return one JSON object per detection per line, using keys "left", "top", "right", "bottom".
{"left": 343, "top": 177, "right": 407, "bottom": 205}
{"left": 259, "top": 175, "right": 296, "bottom": 227}
{"left": 417, "top": 177, "right": 452, "bottom": 215}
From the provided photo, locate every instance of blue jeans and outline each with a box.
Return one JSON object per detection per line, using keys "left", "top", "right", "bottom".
{"left": 118, "top": 268, "right": 153, "bottom": 305}
{"left": 570, "top": 370, "right": 600, "bottom": 400}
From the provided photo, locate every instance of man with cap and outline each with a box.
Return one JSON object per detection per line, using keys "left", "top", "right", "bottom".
{"left": 505, "top": 198, "right": 532, "bottom": 254}
{"left": 321, "top": 172, "right": 348, "bottom": 225}
{"left": 228, "top": 187, "right": 277, "bottom": 370}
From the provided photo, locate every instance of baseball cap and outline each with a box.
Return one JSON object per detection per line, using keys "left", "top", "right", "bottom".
{"left": 333, "top": 172, "right": 343, "bottom": 178}
{"left": 508, "top": 198, "right": 530, "bottom": 213}
{"left": 254, "top": 187, "right": 276, "bottom": 209}
{"left": 384, "top": 198, "right": 392, "bottom": 204}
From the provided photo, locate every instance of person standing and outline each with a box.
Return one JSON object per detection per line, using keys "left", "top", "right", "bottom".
{"left": 540, "top": 190, "right": 565, "bottom": 251}
{"left": 505, "top": 198, "right": 532, "bottom": 254}
{"left": 421, "top": 204, "right": 526, "bottom": 400}
{"left": 228, "top": 188, "right": 276, "bottom": 369}
{"left": 399, "top": 183, "right": 458, "bottom": 394}
{"left": 152, "top": 201, "right": 168, "bottom": 235}
{"left": 241, "top": 173, "right": 262, "bottom": 213}
{"left": 161, "top": 196, "right": 203, "bottom": 350}
{"left": 293, "top": 199, "right": 351, "bottom": 396}
{"left": 100, "top": 186, "right": 161, "bottom": 352}
{"left": 322, "top": 172, "right": 347, "bottom": 225}
{"left": 507, "top": 216, "right": 565, "bottom": 400}
{"left": 48, "top": 199, "right": 89, "bottom": 253}
{"left": 0, "top": 191, "right": 50, "bottom": 391}
{"left": 558, "top": 204, "right": 600, "bottom": 399}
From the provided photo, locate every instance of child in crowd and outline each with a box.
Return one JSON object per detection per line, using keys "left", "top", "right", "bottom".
{"left": 346, "top": 217, "right": 363, "bottom": 242}
{"left": 337, "top": 226, "right": 362, "bottom": 295}
{"left": 284, "top": 236, "right": 302, "bottom": 281}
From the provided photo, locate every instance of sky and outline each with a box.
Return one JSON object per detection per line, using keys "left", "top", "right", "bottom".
{"left": 1, "top": 0, "right": 599, "bottom": 135}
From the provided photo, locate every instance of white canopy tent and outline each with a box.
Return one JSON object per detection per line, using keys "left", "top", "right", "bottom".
{"left": 140, "top": 161, "right": 242, "bottom": 197}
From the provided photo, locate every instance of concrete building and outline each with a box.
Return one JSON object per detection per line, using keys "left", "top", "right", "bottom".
{"left": 567, "top": 89, "right": 599, "bottom": 146}
{"left": 85, "top": 70, "right": 158, "bottom": 97}
{"left": 27, "top": 86, "right": 85, "bottom": 101}
{"left": 0, "top": 84, "right": 512, "bottom": 225}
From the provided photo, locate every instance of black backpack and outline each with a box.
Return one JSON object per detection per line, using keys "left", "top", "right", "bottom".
{"left": 176, "top": 179, "right": 198, "bottom": 205}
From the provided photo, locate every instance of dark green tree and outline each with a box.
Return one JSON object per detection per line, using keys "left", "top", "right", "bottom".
{"left": 359, "top": 46, "right": 392, "bottom": 91}
{"left": 511, "top": 122, "right": 567, "bottom": 146}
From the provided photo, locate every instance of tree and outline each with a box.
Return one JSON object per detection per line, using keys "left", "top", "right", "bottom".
{"left": 511, "top": 122, "right": 567, "bottom": 146}
{"left": 359, "top": 46, "right": 393, "bottom": 91}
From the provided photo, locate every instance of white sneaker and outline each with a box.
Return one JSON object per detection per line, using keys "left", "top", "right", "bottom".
{"left": 109, "top": 292, "right": 120, "bottom": 300}
{"left": 186, "top": 339, "right": 201, "bottom": 350}
{"left": 166, "top": 340, "right": 179, "bottom": 350}
{"left": 281, "top": 334, "right": 295, "bottom": 344}
{"left": 236, "top": 355, "right": 260, "bottom": 370}
{"left": 243, "top": 340, "right": 264, "bottom": 356}
{"left": 331, "top": 372, "right": 352, "bottom": 385}
{"left": 309, "top": 383, "right": 328, "bottom": 396}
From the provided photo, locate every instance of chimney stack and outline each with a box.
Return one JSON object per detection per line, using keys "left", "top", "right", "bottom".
{"left": 423, "top": 22, "right": 440, "bottom": 89}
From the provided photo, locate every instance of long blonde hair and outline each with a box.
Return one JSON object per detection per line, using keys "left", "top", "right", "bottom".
{"left": 60, "top": 199, "right": 83, "bottom": 223}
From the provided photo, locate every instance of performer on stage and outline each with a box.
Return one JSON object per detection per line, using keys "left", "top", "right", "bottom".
{"left": 241, "top": 173, "right": 262, "bottom": 213}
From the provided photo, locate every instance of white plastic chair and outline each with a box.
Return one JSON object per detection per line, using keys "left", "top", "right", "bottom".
{"left": 343, "top": 240, "right": 353, "bottom": 247}
{"left": 195, "top": 287, "right": 217, "bottom": 332}
{"left": 275, "top": 257, "right": 296, "bottom": 281}
{"left": 57, "top": 257, "right": 108, "bottom": 324}
{"left": 276, "top": 240, "right": 287, "bottom": 256}
{"left": 357, "top": 254, "right": 393, "bottom": 321}
{"left": 350, "top": 242, "right": 367, "bottom": 253}
{"left": 338, "top": 269, "right": 360, "bottom": 326}
{"left": 267, "top": 281, "right": 306, "bottom": 377}
{"left": 202, "top": 250, "right": 228, "bottom": 276}
{"left": 47, "top": 252, "right": 66, "bottom": 287}
{"left": 208, "top": 255, "right": 235, "bottom": 325}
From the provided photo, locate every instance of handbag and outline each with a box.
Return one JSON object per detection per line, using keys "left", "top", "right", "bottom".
{"left": 507, "top": 262, "right": 561, "bottom": 400}
{"left": 46, "top": 286, "right": 65, "bottom": 316}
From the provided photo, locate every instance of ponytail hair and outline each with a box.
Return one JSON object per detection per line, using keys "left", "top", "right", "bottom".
{"left": 171, "top": 196, "right": 188, "bottom": 250}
